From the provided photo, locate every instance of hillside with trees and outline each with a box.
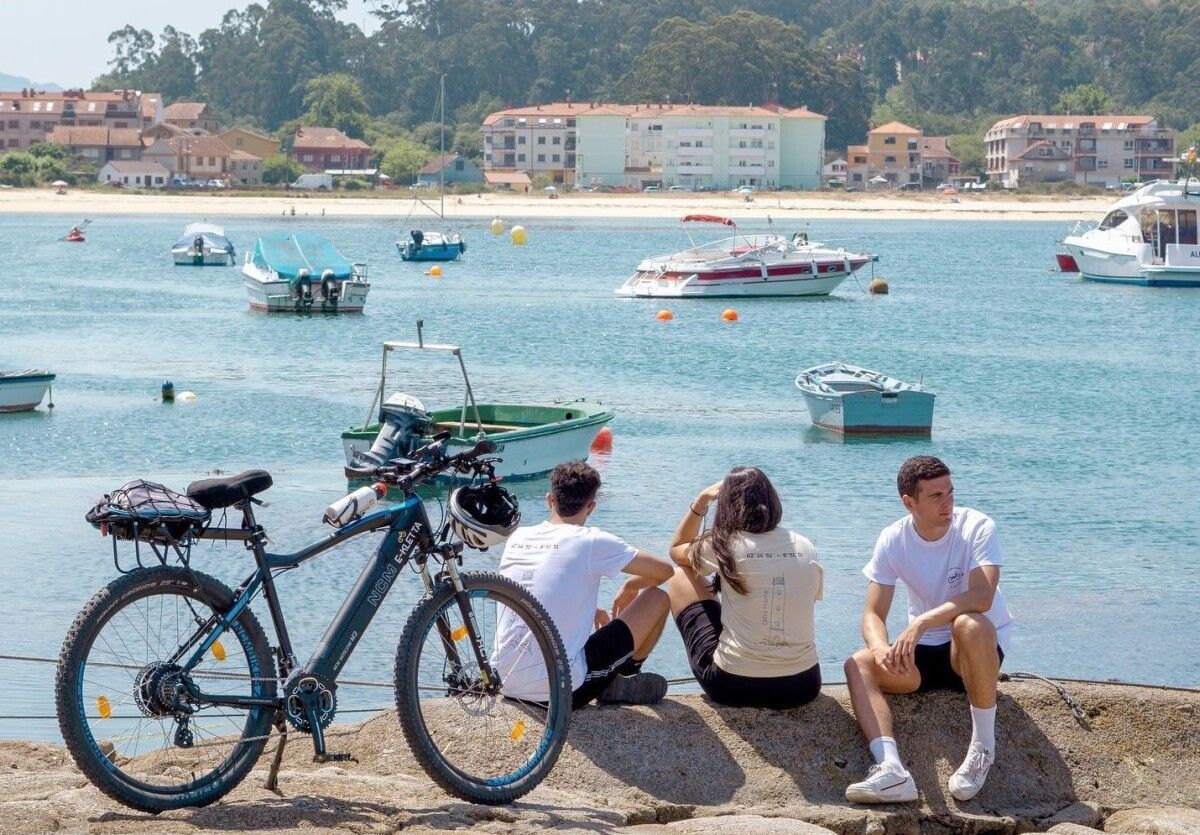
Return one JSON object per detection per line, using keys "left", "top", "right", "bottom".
{"left": 88, "top": 0, "right": 1200, "bottom": 170}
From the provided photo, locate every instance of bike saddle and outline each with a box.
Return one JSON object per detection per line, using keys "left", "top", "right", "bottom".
{"left": 186, "top": 469, "right": 274, "bottom": 510}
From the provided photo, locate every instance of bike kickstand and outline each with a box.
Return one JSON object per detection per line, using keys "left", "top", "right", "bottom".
{"left": 264, "top": 713, "right": 288, "bottom": 794}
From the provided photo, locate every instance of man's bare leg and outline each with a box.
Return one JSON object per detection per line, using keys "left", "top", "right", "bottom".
{"left": 843, "top": 650, "right": 922, "bottom": 803}
{"left": 947, "top": 614, "right": 1001, "bottom": 801}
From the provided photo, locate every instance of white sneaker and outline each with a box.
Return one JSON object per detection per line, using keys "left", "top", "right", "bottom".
{"left": 845, "top": 763, "right": 919, "bottom": 804}
{"left": 948, "top": 742, "right": 994, "bottom": 801}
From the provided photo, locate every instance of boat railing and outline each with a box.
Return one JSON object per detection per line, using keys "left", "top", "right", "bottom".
{"left": 353, "top": 262, "right": 369, "bottom": 281}
{"left": 1068, "top": 220, "right": 1098, "bottom": 237}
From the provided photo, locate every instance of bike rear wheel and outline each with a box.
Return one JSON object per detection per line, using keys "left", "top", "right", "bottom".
{"left": 394, "top": 571, "right": 571, "bottom": 804}
{"left": 55, "top": 566, "right": 276, "bottom": 812}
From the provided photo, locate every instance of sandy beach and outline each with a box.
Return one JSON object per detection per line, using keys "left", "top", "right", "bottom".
{"left": 0, "top": 187, "right": 1111, "bottom": 222}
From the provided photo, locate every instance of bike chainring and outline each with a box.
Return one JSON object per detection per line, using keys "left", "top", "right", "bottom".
{"left": 283, "top": 672, "right": 338, "bottom": 733}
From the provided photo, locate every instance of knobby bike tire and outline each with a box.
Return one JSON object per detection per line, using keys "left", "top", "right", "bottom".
{"left": 55, "top": 566, "right": 276, "bottom": 812}
{"left": 394, "top": 571, "right": 571, "bottom": 804}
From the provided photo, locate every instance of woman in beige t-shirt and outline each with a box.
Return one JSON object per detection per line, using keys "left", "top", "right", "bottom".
{"left": 667, "top": 467, "right": 823, "bottom": 709}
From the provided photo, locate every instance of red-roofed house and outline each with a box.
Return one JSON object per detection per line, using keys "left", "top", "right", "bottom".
{"left": 921, "top": 136, "right": 961, "bottom": 185}
{"left": 46, "top": 125, "right": 143, "bottom": 162}
{"left": 986, "top": 114, "right": 1175, "bottom": 187}
{"left": 1, "top": 89, "right": 154, "bottom": 153}
{"left": 164, "top": 102, "right": 221, "bottom": 134}
{"left": 290, "top": 127, "right": 371, "bottom": 172}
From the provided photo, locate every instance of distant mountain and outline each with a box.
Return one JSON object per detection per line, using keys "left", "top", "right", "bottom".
{"left": 0, "top": 73, "right": 63, "bottom": 92}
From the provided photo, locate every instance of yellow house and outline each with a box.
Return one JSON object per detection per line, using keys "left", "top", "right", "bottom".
{"left": 866, "top": 121, "right": 923, "bottom": 186}
{"left": 219, "top": 127, "right": 278, "bottom": 160}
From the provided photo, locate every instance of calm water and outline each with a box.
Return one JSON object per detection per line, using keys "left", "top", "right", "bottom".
{"left": 1, "top": 211, "right": 1197, "bottom": 741}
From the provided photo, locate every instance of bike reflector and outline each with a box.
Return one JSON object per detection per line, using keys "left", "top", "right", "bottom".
{"left": 451, "top": 625, "right": 468, "bottom": 642}
{"left": 96, "top": 695, "right": 111, "bottom": 719}
{"left": 510, "top": 720, "right": 526, "bottom": 741}
{"left": 211, "top": 640, "right": 226, "bottom": 662}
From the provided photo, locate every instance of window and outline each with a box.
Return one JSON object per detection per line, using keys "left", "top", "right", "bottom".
{"left": 552, "top": 136, "right": 560, "bottom": 145}
{"left": 330, "top": 154, "right": 341, "bottom": 163}
{"left": 302, "top": 153, "right": 314, "bottom": 162}
{"left": 884, "top": 136, "right": 896, "bottom": 144}
{"left": 6, "top": 138, "right": 16, "bottom": 148}
{"left": 208, "top": 156, "right": 216, "bottom": 165}
{"left": 517, "top": 136, "right": 525, "bottom": 144}
{"left": 648, "top": 124, "right": 662, "bottom": 131}
{"left": 29, "top": 120, "right": 40, "bottom": 129}
{"left": 1124, "top": 158, "right": 1134, "bottom": 169}
{"left": 517, "top": 153, "right": 525, "bottom": 162}
{"left": 768, "top": 160, "right": 774, "bottom": 168}
{"left": 885, "top": 155, "right": 896, "bottom": 163}
{"left": 1099, "top": 210, "right": 1129, "bottom": 230}
{"left": 87, "top": 102, "right": 97, "bottom": 112}
{"left": 537, "top": 136, "right": 545, "bottom": 145}
{"left": 1124, "top": 140, "right": 1134, "bottom": 151}
{"left": 552, "top": 154, "right": 560, "bottom": 162}
{"left": 7, "top": 120, "right": 17, "bottom": 129}
{"left": 537, "top": 154, "right": 545, "bottom": 162}
{"left": 767, "top": 141, "right": 774, "bottom": 150}
{"left": 115, "top": 121, "right": 127, "bottom": 128}
{"left": 1098, "top": 159, "right": 1108, "bottom": 169}
{"left": 751, "top": 139, "right": 762, "bottom": 148}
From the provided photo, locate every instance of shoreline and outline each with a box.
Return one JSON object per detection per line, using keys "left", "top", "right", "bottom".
{"left": 0, "top": 187, "right": 1109, "bottom": 222}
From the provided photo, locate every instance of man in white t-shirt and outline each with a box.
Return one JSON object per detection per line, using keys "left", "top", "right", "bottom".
{"left": 843, "top": 456, "right": 1015, "bottom": 804}
{"left": 493, "top": 460, "right": 675, "bottom": 708}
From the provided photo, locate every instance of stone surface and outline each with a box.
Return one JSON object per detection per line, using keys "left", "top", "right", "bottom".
{"left": 1103, "top": 807, "right": 1200, "bottom": 834}
{"left": 1047, "top": 825, "right": 1102, "bottom": 834}
{"left": 0, "top": 683, "right": 1197, "bottom": 835}
{"left": 626, "top": 815, "right": 838, "bottom": 834}
{"left": 1043, "top": 801, "right": 1103, "bottom": 829}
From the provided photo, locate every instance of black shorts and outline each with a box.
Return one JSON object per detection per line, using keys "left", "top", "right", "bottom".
{"left": 676, "top": 600, "right": 821, "bottom": 710}
{"left": 915, "top": 641, "right": 1005, "bottom": 692}
{"left": 571, "top": 618, "right": 636, "bottom": 709}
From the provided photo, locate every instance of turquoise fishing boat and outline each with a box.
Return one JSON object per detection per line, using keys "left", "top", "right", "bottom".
{"left": 795, "top": 362, "right": 934, "bottom": 434}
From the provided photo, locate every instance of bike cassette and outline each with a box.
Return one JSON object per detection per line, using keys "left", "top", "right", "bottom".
{"left": 283, "top": 672, "right": 337, "bottom": 732}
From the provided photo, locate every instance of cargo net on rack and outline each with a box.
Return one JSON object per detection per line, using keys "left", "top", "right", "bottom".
{"left": 85, "top": 479, "right": 212, "bottom": 573}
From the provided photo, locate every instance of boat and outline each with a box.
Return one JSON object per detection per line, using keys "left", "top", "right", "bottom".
{"left": 0, "top": 370, "right": 55, "bottom": 412}
{"left": 172, "top": 223, "right": 235, "bottom": 266}
{"left": 242, "top": 233, "right": 370, "bottom": 313}
{"left": 342, "top": 327, "right": 614, "bottom": 481}
{"left": 64, "top": 219, "right": 89, "bottom": 243}
{"left": 795, "top": 362, "right": 934, "bottom": 434}
{"left": 1060, "top": 178, "right": 1200, "bottom": 287}
{"left": 396, "top": 74, "right": 466, "bottom": 263}
{"left": 615, "top": 215, "right": 877, "bottom": 298}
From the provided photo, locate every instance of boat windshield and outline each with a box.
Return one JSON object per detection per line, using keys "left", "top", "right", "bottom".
{"left": 1098, "top": 210, "right": 1130, "bottom": 230}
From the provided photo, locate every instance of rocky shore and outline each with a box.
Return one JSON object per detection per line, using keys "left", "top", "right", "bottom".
{"left": 2, "top": 681, "right": 1197, "bottom": 834}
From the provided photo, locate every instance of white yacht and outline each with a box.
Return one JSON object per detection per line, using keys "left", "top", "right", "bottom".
{"left": 1060, "top": 179, "right": 1200, "bottom": 287}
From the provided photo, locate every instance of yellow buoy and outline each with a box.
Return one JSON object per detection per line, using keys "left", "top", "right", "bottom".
{"left": 721, "top": 309, "right": 739, "bottom": 322}
{"left": 430, "top": 265, "right": 443, "bottom": 277}
{"left": 869, "top": 276, "right": 889, "bottom": 295}
{"left": 490, "top": 217, "right": 505, "bottom": 235}
{"left": 211, "top": 640, "right": 226, "bottom": 662}
{"left": 655, "top": 309, "right": 673, "bottom": 321}
{"left": 510, "top": 225, "right": 527, "bottom": 245}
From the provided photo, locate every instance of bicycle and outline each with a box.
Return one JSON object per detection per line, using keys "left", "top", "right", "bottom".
{"left": 54, "top": 433, "right": 572, "bottom": 812}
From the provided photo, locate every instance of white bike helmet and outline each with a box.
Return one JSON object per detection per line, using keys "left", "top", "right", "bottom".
{"left": 448, "top": 483, "right": 520, "bottom": 549}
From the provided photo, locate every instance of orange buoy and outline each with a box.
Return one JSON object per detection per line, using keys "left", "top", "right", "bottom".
{"left": 721, "top": 309, "right": 738, "bottom": 322}
{"left": 430, "top": 265, "right": 443, "bottom": 277}
{"left": 590, "top": 426, "right": 613, "bottom": 453}
{"left": 655, "top": 309, "right": 673, "bottom": 321}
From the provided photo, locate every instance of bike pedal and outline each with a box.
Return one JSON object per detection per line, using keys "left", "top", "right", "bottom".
{"left": 313, "top": 752, "right": 358, "bottom": 764}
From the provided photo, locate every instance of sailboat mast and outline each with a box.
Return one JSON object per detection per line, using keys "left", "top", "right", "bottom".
{"left": 439, "top": 73, "right": 445, "bottom": 222}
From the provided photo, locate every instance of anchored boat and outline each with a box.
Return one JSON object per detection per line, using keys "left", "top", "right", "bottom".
{"left": 1060, "top": 179, "right": 1200, "bottom": 287}
{"left": 795, "top": 362, "right": 934, "bottom": 434}
{"left": 173, "top": 223, "right": 235, "bottom": 266}
{"left": 615, "top": 215, "right": 877, "bottom": 298}
{"left": 397, "top": 75, "right": 466, "bottom": 263}
{"left": 343, "top": 330, "right": 613, "bottom": 481}
{"left": 242, "top": 233, "right": 369, "bottom": 313}
{"left": 0, "top": 370, "right": 55, "bottom": 412}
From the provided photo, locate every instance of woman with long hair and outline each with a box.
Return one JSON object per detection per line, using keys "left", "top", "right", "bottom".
{"left": 667, "top": 467, "right": 823, "bottom": 709}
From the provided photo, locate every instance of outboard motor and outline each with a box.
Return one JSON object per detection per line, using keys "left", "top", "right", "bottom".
{"left": 410, "top": 229, "right": 424, "bottom": 250}
{"left": 357, "top": 393, "right": 433, "bottom": 465}
{"left": 192, "top": 235, "right": 205, "bottom": 265}
{"left": 293, "top": 268, "right": 314, "bottom": 308}
{"left": 321, "top": 268, "right": 339, "bottom": 304}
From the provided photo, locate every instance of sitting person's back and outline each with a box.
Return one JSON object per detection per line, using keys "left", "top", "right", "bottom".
{"left": 667, "top": 467, "right": 823, "bottom": 709}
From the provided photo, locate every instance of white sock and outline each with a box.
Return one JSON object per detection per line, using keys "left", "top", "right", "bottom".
{"left": 969, "top": 704, "right": 996, "bottom": 752}
{"left": 869, "top": 736, "right": 903, "bottom": 771}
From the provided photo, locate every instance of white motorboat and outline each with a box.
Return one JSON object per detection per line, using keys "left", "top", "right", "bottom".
{"left": 172, "top": 223, "right": 235, "bottom": 266}
{"left": 243, "top": 233, "right": 369, "bottom": 313}
{"left": 1060, "top": 179, "right": 1200, "bottom": 287}
{"left": 615, "top": 215, "right": 877, "bottom": 298}
{"left": 0, "top": 370, "right": 55, "bottom": 412}
{"left": 795, "top": 363, "right": 933, "bottom": 434}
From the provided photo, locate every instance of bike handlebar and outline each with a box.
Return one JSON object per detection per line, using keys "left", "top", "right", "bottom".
{"left": 350, "top": 438, "right": 498, "bottom": 489}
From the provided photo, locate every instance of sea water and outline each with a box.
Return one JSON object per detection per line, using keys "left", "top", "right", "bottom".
{"left": 1, "top": 212, "right": 1196, "bottom": 741}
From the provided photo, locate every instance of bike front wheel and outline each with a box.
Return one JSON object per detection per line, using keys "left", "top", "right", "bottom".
{"left": 394, "top": 571, "right": 571, "bottom": 804}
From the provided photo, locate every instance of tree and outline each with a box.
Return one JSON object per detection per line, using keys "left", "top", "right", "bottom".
{"left": 947, "top": 133, "right": 986, "bottom": 177}
{"left": 302, "top": 73, "right": 370, "bottom": 138}
{"left": 35, "top": 156, "right": 68, "bottom": 184}
{"left": 0, "top": 153, "right": 37, "bottom": 186}
{"left": 379, "top": 136, "right": 431, "bottom": 184}
{"left": 1053, "top": 84, "right": 1113, "bottom": 115}
{"left": 27, "top": 142, "right": 68, "bottom": 161}
{"left": 1178, "top": 123, "right": 1200, "bottom": 155}
{"left": 262, "top": 154, "right": 304, "bottom": 185}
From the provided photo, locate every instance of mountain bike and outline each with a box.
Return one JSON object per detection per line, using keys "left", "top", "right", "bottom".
{"left": 54, "top": 434, "right": 571, "bottom": 812}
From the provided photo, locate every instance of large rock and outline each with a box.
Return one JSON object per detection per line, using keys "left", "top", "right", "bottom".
{"left": 1047, "top": 825, "right": 1102, "bottom": 834}
{"left": 1042, "top": 801, "right": 1103, "bottom": 829}
{"left": 626, "top": 815, "right": 838, "bottom": 834}
{"left": 1103, "top": 807, "right": 1200, "bottom": 834}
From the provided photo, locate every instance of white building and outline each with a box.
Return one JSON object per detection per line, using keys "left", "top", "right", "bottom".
{"left": 98, "top": 160, "right": 171, "bottom": 188}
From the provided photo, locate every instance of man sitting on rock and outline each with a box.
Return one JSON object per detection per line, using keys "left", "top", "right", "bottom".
{"left": 843, "top": 456, "right": 1015, "bottom": 803}
{"left": 497, "top": 460, "right": 674, "bottom": 707}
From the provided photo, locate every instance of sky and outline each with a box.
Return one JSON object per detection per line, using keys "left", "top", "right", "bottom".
{"left": 3, "top": 1, "right": 381, "bottom": 89}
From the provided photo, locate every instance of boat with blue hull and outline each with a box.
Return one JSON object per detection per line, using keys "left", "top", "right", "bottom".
{"left": 397, "top": 229, "right": 465, "bottom": 262}
{"left": 172, "top": 223, "right": 235, "bottom": 266}
{"left": 242, "top": 233, "right": 369, "bottom": 313}
{"left": 795, "top": 363, "right": 934, "bottom": 434}
{"left": 1060, "top": 179, "right": 1200, "bottom": 287}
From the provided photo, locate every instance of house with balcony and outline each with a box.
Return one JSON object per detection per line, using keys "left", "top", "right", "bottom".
{"left": 290, "top": 126, "right": 371, "bottom": 173}
{"left": 0, "top": 88, "right": 158, "bottom": 153}
{"left": 986, "top": 115, "right": 1176, "bottom": 188}
{"left": 921, "top": 137, "right": 961, "bottom": 185}
{"left": 46, "top": 125, "right": 143, "bottom": 162}
{"left": 864, "top": 121, "right": 923, "bottom": 186}
{"left": 164, "top": 102, "right": 222, "bottom": 135}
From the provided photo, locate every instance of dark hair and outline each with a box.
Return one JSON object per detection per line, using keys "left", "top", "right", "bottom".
{"left": 897, "top": 456, "right": 951, "bottom": 499}
{"left": 688, "top": 467, "right": 782, "bottom": 596}
{"left": 550, "top": 460, "right": 601, "bottom": 517}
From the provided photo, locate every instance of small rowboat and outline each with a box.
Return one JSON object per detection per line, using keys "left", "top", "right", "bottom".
{"left": 795, "top": 362, "right": 934, "bottom": 434}
{"left": 0, "top": 370, "right": 55, "bottom": 412}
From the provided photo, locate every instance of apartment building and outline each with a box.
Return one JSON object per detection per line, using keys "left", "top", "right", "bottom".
{"left": 480, "top": 103, "right": 596, "bottom": 185}
{"left": 0, "top": 89, "right": 158, "bottom": 153}
{"left": 921, "top": 136, "right": 960, "bottom": 185}
{"left": 164, "top": 102, "right": 222, "bottom": 135}
{"left": 986, "top": 115, "right": 1176, "bottom": 187}
{"left": 567, "top": 103, "right": 824, "bottom": 190}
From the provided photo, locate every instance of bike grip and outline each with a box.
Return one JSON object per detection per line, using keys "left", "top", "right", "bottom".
{"left": 471, "top": 439, "right": 497, "bottom": 456}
